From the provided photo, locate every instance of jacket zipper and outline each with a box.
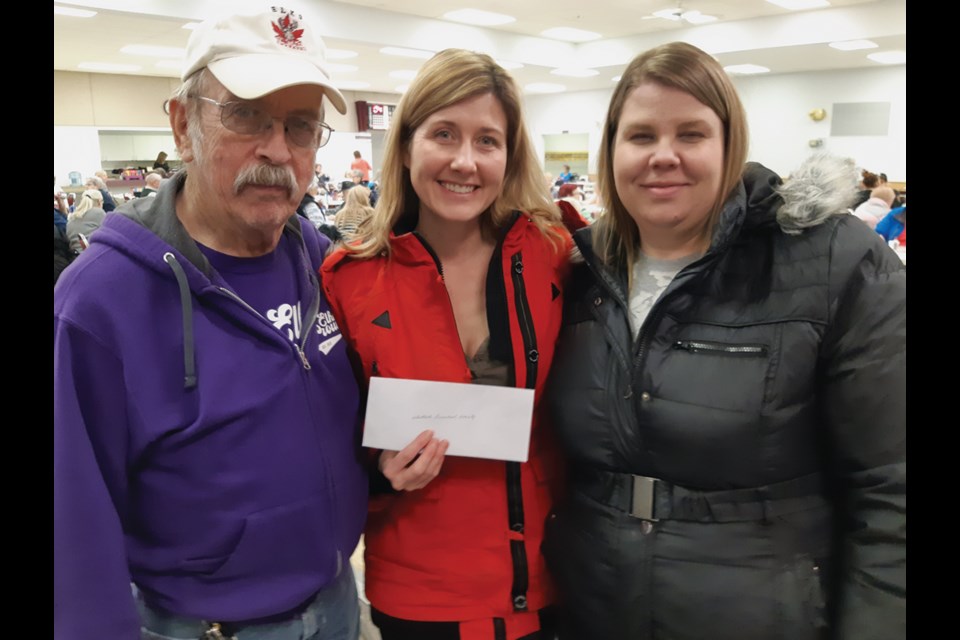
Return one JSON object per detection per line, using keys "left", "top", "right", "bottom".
{"left": 673, "top": 340, "right": 768, "bottom": 356}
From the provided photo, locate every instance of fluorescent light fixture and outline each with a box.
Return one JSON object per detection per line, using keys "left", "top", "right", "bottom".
{"left": 540, "top": 27, "right": 602, "bottom": 43}
{"left": 120, "top": 45, "right": 186, "bottom": 58}
{"left": 765, "top": 0, "right": 830, "bottom": 10}
{"left": 524, "top": 82, "right": 566, "bottom": 94}
{"left": 395, "top": 85, "right": 410, "bottom": 94}
{"left": 337, "top": 81, "right": 371, "bottom": 90}
{"left": 79, "top": 62, "right": 143, "bottom": 72}
{"left": 653, "top": 9, "right": 683, "bottom": 20}
{"left": 389, "top": 69, "right": 419, "bottom": 80}
{"left": 182, "top": 22, "right": 201, "bottom": 30}
{"left": 496, "top": 59, "right": 524, "bottom": 70}
{"left": 867, "top": 51, "right": 906, "bottom": 64}
{"left": 55, "top": 6, "right": 96, "bottom": 17}
{"left": 612, "top": 75, "right": 622, "bottom": 82}
{"left": 326, "top": 48, "right": 359, "bottom": 60}
{"left": 327, "top": 63, "right": 359, "bottom": 73}
{"left": 723, "top": 64, "right": 770, "bottom": 75}
{"left": 380, "top": 46, "right": 434, "bottom": 60}
{"left": 682, "top": 11, "right": 718, "bottom": 24}
{"left": 829, "top": 39, "right": 878, "bottom": 51}
{"left": 443, "top": 9, "right": 515, "bottom": 26}
{"left": 550, "top": 68, "right": 600, "bottom": 78}
{"left": 154, "top": 60, "right": 184, "bottom": 69}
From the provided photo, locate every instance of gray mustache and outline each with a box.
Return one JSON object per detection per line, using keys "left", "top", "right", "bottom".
{"left": 234, "top": 164, "right": 298, "bottom": 197}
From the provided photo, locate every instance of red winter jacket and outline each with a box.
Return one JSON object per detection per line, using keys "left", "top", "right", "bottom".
{"left": 321, "top": 213, "right": 570, "bottom": 628}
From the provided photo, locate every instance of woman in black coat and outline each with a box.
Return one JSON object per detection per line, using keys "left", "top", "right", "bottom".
{"left": 542, "top": 42, "right": 906, "bottom": 640}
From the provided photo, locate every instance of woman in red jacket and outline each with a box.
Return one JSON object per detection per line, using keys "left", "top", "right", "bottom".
{"left": 322, "top": 48, "right": 570, "bottom": 640}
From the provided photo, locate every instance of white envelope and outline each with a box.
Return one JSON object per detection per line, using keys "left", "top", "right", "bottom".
{"left": 362, "top": 377, "right": 535, "bottom": 462}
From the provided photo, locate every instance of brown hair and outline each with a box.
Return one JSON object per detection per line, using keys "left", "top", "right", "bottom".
{"left": 861, "top": 170, "right": 880, "bottom": 189}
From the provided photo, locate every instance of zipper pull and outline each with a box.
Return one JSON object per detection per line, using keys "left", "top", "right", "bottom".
{"left": 297, "top": 345, "right": 312, "bottom": 370}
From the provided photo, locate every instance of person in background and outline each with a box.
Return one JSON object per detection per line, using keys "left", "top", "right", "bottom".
{"left": 350, "top": 149, "right": 372, "bottom": 182}
{"left": 557, "top": 164, "right": 574, "bottom": 183}
{"left": 555, "top": 183, "right": 589, "bottom": 233}
{"left": 138, "top": 171, "right": 163, "bottom": 197}
{"left": 298, "top": 178, "right": 328, "bottom": 228}
{"left": 54, "top": 6, "right": 367, "bottom": 639}
{"left": 316, "top": 162, "right": 331, "bottom": 187}
{"left": 543, "top": 41, "right": 905, "bottom": 640}
{"left": 879, "top": 172, "right": 904, "bottom": 207}
{"left": 875, "top": 204, "right": 906, "bottom": 243}
{"left": 322, "top": 48, "right": 570, "bottom": 640}
{"left": 153, "top": 150, "right": 171, "bottom": 173}
{"left": 85, "top": 176, "right": 117, "bottom": 212}
{"left": 333, "top": 184, "right": 374, "bottom": 244}
{"left": 66, "top": 188, "right": 106, "bottom": 254}
{"left": 851, "top": 185, "right": 895, "bottom": 230}
{"left": 853, "top": 168, "right": 880, "bottom": 208}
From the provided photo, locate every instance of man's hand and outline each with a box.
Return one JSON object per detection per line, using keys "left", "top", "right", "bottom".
{"left": 379, "top": 429, "right": 449, "bottom": 491}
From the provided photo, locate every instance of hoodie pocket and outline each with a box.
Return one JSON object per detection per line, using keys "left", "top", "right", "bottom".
{"left": 179, "top": 496, "right": 337, "bottom": 582}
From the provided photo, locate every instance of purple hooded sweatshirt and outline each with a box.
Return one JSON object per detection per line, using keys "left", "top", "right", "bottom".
{"left": 54, "top": 172, "right": 368, "bottom": 639}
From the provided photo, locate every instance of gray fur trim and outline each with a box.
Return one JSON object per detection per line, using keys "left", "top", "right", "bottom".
{"left": 776, "top": 153, "right": 860, "bottom": 235}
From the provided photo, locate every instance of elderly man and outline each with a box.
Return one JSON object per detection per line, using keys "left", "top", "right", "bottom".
{"left": 54, "top": 6, "right": 367, "bottom": 640}
{"left": 137, "top": 171, "right": 164, "bottom": 197}
{"left": 85, "top": 175, "right": 117, "bottom": 211}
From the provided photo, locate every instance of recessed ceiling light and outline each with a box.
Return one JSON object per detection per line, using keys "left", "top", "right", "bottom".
{"left": 326, "top": 48, "right": 359, "bottom": 60}
{"left": 55, "top": 6, "right": 96, "bottom": 18}
{"left": 525, "top": 82, "right": 567, "bottom": 94}
{"left": 182, "top": 22, "right": 201, "bottom": 30}
{"left": 443, "top": 9, "right": 516, "bottom": 26}
{"left": 612, "top": 75, "right": 622, "bottom": 82}
{"left": 380, "top": 47, "right": 434, "bottom": 60}
{"left": 154, "top": 60, "right": 183, "bottom": 69}
{"left": 723, "top": 64, "right": 770, "bottom": 75}
{"left": 550, "top": 68, "right": 600, "bottom": 78}
{"left": 540, "top": 27, "right": 602, "bottom": 43}
{"left": 829, "top": 39, "right": 878, "bottom": 51}
{"left": 120, "top": 45, "right": 186, "bottom": 58}
{"left": 337, "top": 81, "right": 371, "bottom": 90}
{"left": 867, "top": 51, "right": 906, "bottom": 64}
{"left": 765, "top": 0, "right": 830, "bottom": 10}
{"left": 79, "top": 62, "right": 143, "bottom": 72}
{"left": 395, "top": 85, "right": 410, "bottom": 94}
{"left": 327, "top": 63, "right": 359, "bottom": 74}
{"left": 681, "top": 11, "right": 719, "bottom": 24}
{"left": 389, "top": 70, "right": 419, "bottom": 80}
{"left": 496, "top": 59, "right": 524, "bottom": 70}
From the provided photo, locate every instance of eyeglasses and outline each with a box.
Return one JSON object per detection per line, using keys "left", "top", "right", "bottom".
{"left": 189, "top": 95, "right": 333, "bottom": 148}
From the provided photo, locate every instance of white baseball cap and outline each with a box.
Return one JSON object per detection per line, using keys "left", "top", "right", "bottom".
{"left": 181, "top": 6, "right": 347, "bottom": 114}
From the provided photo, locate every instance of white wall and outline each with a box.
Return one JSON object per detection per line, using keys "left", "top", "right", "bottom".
{"left": 524, "top": 64, "right": 906, "bottom": 182}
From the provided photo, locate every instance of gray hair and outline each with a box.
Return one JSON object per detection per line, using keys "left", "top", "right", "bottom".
{"left": 169, "top": 69, "right": 210, "bottom": 167}
{"left": 85, "top": 176, "right": 107, "bottom": 190}
{"left": 777, "top": 153, "right": 859, "bottom": 235}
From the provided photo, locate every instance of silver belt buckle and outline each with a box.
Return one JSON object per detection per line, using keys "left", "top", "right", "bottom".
{"left": 630, "top": 475, "right": 659, "bottom": 521}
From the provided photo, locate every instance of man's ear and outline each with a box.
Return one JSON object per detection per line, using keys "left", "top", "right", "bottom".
{"left": 168, "top": 99, "right": 195, "bottom": 164}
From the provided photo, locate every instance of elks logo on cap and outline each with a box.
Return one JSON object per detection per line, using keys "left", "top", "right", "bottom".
{"left": 270, "top": 7, "right": 306, "bottom": 51}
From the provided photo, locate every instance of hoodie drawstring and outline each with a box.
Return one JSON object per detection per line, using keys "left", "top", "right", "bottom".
{"left": 163, "top": 252, "right": 197, "bottom": 390}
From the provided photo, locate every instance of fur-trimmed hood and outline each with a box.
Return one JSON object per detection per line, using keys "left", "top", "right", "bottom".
{"left": 774, "top": 153, "right": 860, "bottom": 235}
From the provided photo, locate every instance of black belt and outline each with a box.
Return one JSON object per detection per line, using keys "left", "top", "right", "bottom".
{"left": 572, "top": 467, "right": 827, "bottom": 523}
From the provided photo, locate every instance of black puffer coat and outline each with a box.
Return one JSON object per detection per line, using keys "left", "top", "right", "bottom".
{"left": 543, "top": 158, "right": 906, "bottom": 640}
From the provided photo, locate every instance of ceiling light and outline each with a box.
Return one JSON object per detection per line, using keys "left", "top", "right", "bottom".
{"left": 79, "top": 62, "right": 143, "bottom": 73}
{"left": 337, "top": 81, "right": 371, "bottom": 90}
{"left": 443, "top": 9, "right": 516, "bottom": 26}
{"left": 389, "top": 70, "right": 419, "bottom": 80}
{"left": 525, "top": 82, "right": 566, "bottom": 94}
{"left": 496, "top": 59, "right": 524, "bottom": 70}
{"left": 765, "top": 0, "right": 830, "bottom": 10}
{"left": 380, "top": 47, "right": 434, "bottom": 60}
{"left": 326, "top": 48, "right": 359, "bottom": 60}
{"left": 120, "top": 45, "right": 186, "bottom": 58}
{"left": 55, "top": 6, "right": 96, "bottom": 18}
{"left": 829, "top": 39, "right": 878, "bottom": 51}
{"left": 867, "top": 51, "right": 906, "bottom": 64}
{"left": 550, "top": 68, "right": 600, "bottom": 78}
{"left": 612, "top": 75, "right": 622, "bottom": 82}
{"left": 540, "top": 27, "right": 602, "bottom": 43}
{"left": 154, "top": 60, "right": 183, "bottom": 69}
{"left": 681, "top": 11, "right": 718, "bottom": 24}
{"left": 395, "top": 85, "right": 410, "bottom": 94}
{"left": 327, "top": 63, "right": 359, "bottom": 74}
{"left": 723, "top": 64, "right": 770, "bottom": 75}
{"left": 182, "top": 22, "right": 201, "bottom": 30}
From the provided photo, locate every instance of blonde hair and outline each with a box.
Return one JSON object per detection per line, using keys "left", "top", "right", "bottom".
{"left": 70, "top": 189, "right": 104, "bottom": 220}
{"left": 593, "top": 41, "right": 749, "bottom": 269}
{"left": 348, "top": 48, "right": 561, "bottom": 258}
{"left": 335, "top": 185, "right": 376, "bottom": 242}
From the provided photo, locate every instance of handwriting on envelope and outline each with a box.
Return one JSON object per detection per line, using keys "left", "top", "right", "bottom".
{"left": 363, "top": 377, "right": 535, "bottom": 462}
